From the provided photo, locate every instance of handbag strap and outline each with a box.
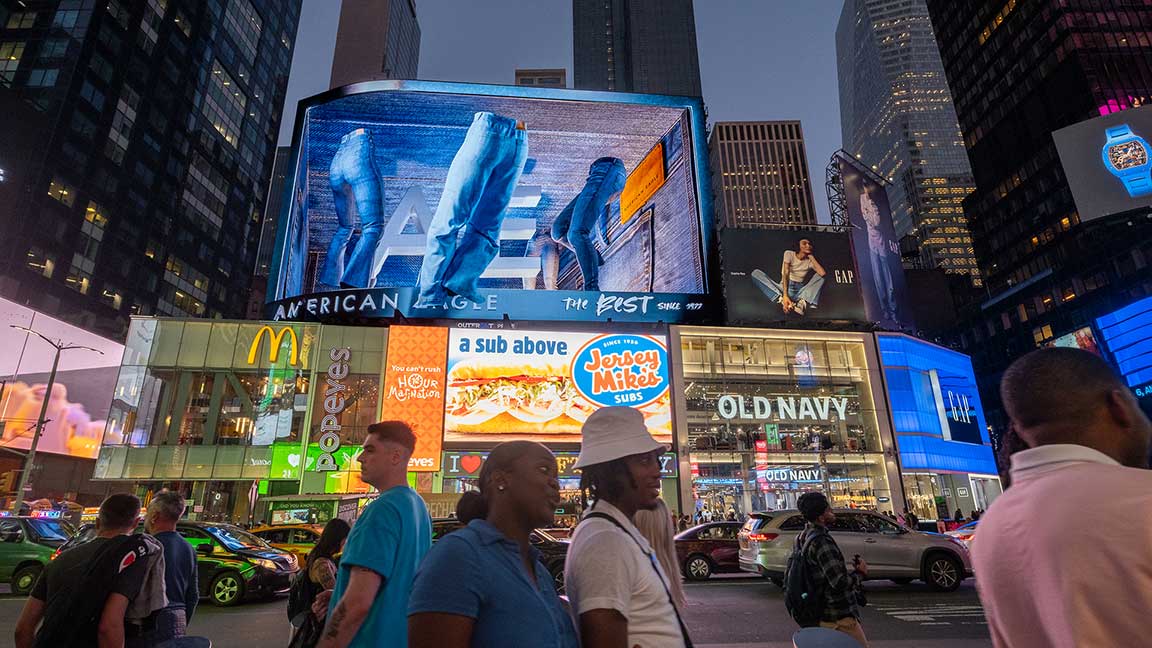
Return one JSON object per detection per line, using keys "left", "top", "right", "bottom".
{"left": 583, "top": 511, "right": 694, "bottom": 647}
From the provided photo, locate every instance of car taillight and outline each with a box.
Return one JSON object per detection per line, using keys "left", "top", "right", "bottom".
{"left": 50, "top": 548, "right": 62, "bottom": 561}
{"left": 748, "top": 533, "right": 779, "bottom": 542}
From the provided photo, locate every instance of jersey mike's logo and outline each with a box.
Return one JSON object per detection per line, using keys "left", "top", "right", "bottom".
{"left": 572, "top": 334, "right": 669, "bottom": 408}
{"left": 248, "top": 325, "right": 300, "bottom": 365}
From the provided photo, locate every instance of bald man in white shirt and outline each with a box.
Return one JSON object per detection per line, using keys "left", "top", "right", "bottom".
{"left": 973, "top": 348, "right": 1152, "bottom": 648}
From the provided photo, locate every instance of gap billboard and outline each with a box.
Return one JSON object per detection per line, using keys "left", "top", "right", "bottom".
{"left": 267, "top": 81, "right": 715, "bottom": 324}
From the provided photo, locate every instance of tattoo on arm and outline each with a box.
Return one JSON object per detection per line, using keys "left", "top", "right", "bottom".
{"left": 318, "top": 559, "right": 337, "bottom": 590}
{"left": 324, "top": 602, "right": 348, "bottom": 639}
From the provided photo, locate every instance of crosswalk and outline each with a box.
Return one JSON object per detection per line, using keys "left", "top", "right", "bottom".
{"left": 868, "top": 602, "right": 988, "bottom": 626}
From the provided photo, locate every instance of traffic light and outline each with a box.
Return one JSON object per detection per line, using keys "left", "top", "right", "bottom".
{"left": 0, "top": 471, "right": 14, "bottom": 495}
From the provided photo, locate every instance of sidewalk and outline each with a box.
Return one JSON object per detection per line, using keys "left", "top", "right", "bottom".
{"left": 695, "top": 636, "right": 995, "bottom": 641}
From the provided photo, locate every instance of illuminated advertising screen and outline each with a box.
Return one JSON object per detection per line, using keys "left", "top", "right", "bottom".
{"left": 1053, "top": 104, "right": 1152, "bottom": 223}
{"left": 878, "top": 334, "right": 997, "bottom": 474}
{"left": 0, "top": 298, "right": 124, "bottom": 459}
{"left": 444, "top": 329, "right": 672, "bottom": 444}
{"left": 1046, "top": 325, "right": 1102, "bottom": 356}
{"left": 1096, "top": 295, "right": 1152, "bottom": 408}
{"left": 721, "top": 229, "right": 865, "bottom": 324}
{"left": 268, "top": 81, "right": 714, "bottom": 324}
{"left": 839, "top": 158, "right": 913, "bottom": 330}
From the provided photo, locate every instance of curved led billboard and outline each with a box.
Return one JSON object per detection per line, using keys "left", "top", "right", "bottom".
{"left": 267, "top": 81, "right": 715, "bottom": 323}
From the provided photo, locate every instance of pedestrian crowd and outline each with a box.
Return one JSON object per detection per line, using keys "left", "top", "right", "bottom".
{"left": 11, "top": 347, "right": 1151, "bottom": 648}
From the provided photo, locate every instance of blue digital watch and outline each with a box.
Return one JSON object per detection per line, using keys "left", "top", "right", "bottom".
{"left": 1102, "top": 124, "right": 1152, "bottom": 197}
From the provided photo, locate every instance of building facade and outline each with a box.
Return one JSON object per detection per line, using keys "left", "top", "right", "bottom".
{"left": 572, "top": 0, "right": 702, "bottom": 96}
{"left": 329, "top": 0, "right": 420, "bottom": 88}
{"left": 925, "top": 0, "right": 1152, "bottom": 431}
{"left": 93, "top": 318, "right": 1002, "bottom": 525}
{"left": 515, "top": 68, "right": 566, "bottom": 88}
{"left": 708, "top": 121, "right": 819, "bottom": 228}
{"left": 93, "top": 318, "right": 682, "bottom": 524}
{"left": 837, "top": 0, "right": 980, "bottom": 284}
{"left": 0, "top": 0, "right": 301, "bottom": 339}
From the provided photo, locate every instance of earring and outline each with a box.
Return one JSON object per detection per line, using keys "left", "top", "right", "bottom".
{"left": 497, "top": 485, "right": 506, "bottom": 491}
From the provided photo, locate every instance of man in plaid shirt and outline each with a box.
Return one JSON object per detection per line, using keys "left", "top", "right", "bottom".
{"left": 796, "top": 492, "right": 869, "bottom": 646}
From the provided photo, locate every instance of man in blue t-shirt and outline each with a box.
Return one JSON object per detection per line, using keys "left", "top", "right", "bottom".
{"left": 318, "top": 421, "right": 432, "bottom": 648}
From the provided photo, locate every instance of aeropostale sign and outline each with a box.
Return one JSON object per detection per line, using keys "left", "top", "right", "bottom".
{"left": 716, "top": 394, "right": 851, "bottom": 422}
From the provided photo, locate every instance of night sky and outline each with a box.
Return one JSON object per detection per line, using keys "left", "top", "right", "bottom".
{"left": 278, "top": 0, "right": 842, "bottom": 222}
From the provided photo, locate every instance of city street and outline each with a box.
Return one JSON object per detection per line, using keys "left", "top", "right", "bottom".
{"left": 0, "top": 575, "right": 991, "bottom": 647}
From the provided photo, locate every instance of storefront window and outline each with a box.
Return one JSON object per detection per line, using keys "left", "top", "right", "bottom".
{"left": 680, "top": 333, "right": 892, "bottom": 519}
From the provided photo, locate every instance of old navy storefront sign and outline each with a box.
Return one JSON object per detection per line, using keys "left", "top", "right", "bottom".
{"left": 266, "top": 288, "right": 711, "bottom": 324}
{"left": 716, "top": 394, "right": 850, "bottom": 422}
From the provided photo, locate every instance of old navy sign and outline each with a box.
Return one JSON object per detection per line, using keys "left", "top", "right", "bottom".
{"left": 443, "top": 451, "right": 678, "bottom": 479}
{"left": 757, "top": 465, "right": 822, "bottom": 483}
{"left": 265, "top": 287, "right": 711, "bottom": 324}
{"left": 716, "top": 395, "right": 850, "bottom": 422}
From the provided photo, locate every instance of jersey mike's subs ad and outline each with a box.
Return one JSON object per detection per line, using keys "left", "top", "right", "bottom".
{"left": 445, "top": 330, "right": 672, "bottom": 443}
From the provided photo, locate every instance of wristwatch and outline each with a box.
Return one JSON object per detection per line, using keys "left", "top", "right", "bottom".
{"left": 1101, "top": 124, "right": 1152, "bottom": 197}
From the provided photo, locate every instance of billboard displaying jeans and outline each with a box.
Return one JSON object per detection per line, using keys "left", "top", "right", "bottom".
{"left": 721, "top": 229, "right": 865, "bottom": 324}
{"left": 268, "top": 81, "right": 715, "bottom": 323}
{"left": 839, "top": 158, "right": 912, "bottom": 330}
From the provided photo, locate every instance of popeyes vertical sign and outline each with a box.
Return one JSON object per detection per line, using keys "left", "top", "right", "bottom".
{"left": 382, "top": 326, "right": 449, "bottom": 472}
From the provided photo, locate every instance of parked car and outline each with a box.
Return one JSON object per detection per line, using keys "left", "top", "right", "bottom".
{"left": 0, "top": 516, "right": 74, "bottom": 595}
{"left": 431, "top": 517, "right": 570, "bottom": 592}
{"left": 59, "top": 521, "right": 299, "bottom": 606}
{"left": 251, "top": 524, "right": 324, "bottom": 568}
{"left": 675, "top": 521, "right": 743, "bottom": 580}
{"left": 945, "top": 520, "right": 978, "bottom": 547}
{"left": 737, "top": 509, "right": 972, "bottom": 592}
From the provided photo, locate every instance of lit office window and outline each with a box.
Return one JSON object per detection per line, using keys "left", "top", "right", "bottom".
{"left": 0, "top": 41, "right": 25, "bottom": 81}
{"left": 201, "top": 61, "right": 247, "bottom": 147}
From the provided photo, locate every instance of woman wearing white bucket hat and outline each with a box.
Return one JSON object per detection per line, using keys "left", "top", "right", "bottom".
{"left": 564, "top": 407, "right": 693, "bottom": 648}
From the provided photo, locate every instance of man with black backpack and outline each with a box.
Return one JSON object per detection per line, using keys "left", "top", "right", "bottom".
{"left": 784, "top": 492, "right": 869, "bottom": 646}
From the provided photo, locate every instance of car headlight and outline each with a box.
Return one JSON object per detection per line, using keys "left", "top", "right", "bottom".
{"left": 251, "top": 558, "right": 277, "bottom": 571}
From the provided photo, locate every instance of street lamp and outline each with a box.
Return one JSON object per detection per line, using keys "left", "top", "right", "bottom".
{"left": 8, "top": 325, "right": 103, "bottom": 514}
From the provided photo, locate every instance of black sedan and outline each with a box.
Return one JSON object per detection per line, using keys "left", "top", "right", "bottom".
{"left": 432, "top": 518, "right": 570, "bottom": 592}
{"left": 58, "top": 521, "right": 299, "bottom": 606}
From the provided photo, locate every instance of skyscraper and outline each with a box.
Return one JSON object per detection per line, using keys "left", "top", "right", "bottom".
{"left": 0, "top": 0, "right": 301, "bottom": 339}
{"left": 572, "top": 0, "right": 702, "bottom": 97}
{"left": 837, "top": 0, "right": 980, "bottom": 285}
{"left": 515, "top": 68, "right": 566, "bottom": 88}
{"left": 925, "top": 0, "right": 1152, "bottom": 428}
{"left": 708, "top": 121, "right": 818, "bottom": 227}
{"left": 329, "top": 0, "right": 420, "bottom": 88}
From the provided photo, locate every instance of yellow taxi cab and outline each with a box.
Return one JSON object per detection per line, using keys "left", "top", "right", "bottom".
{"left": 250, "top": 524, "right": 324, "bottom": 568}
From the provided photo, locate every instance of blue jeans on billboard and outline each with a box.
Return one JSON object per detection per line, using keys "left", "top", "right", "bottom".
{"left": 869, "top": 247, "right": 896, "bottom": 319}
{"left": 416, "top": 112, "right": 529, "bottom": 307}
{"left": 322, "top": 128, "right": 384, "bottom": 288}
{"left": 551, "top": 157, "right": 626, "bottom": 291}
{"left": 752, "top": 270, "right": 825, "bottom": 308}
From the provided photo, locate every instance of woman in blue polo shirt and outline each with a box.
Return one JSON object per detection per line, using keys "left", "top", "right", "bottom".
{"left": 408, "top": 441, "right": 578, "bottom": 648}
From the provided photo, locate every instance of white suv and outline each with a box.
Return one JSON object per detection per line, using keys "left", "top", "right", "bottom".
{"left": 737, "top": 508, "right": 972, "bottom": 591}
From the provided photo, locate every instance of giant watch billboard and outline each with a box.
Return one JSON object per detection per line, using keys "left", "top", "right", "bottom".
{"left": 267, "top": 81, "right": 715, "bottom": 324}
{"left": 1054, "top": 105, "right": 1152, "bottom": 223}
